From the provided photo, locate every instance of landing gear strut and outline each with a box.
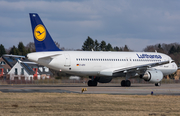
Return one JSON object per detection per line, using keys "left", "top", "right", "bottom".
{"left": 121, "top": 80, "right": 131, "bottom": 87}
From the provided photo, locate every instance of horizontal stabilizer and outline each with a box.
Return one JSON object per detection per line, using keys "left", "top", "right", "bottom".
{"left": 38, "top": 54, "right": 61, "bottom": 59}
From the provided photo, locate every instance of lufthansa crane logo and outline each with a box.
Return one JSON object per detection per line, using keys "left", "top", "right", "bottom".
{"left": 34, "top": 24, "right": 46, "bottom": 41}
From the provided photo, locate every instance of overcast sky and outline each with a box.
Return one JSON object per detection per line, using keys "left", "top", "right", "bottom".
{"left": 0, "top": 0, "right": 180, "bottom": 51}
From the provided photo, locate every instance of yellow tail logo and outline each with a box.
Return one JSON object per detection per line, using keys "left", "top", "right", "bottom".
{"left": 34, "top": 24, "right": 46, "bottom": 41}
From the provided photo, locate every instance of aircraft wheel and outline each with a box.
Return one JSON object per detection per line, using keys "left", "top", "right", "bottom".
{"left": 88, "top": 80, "right": 97, "bottom": 86}
{"left": 93, "top": 81, "right": 97, "bottom": 86}
{"left": 155, "top": 82, "right": 161, "bottom": 86}
{"left": 121, "top": 80, "right": 126, "bottom": 87}
{"left": 121, "top": 80, "right": 131, "bottom": 87}
{"left": 88, "top": 80, "right": 93, "bottom": 86}
{"left": 126, "top": 80, "right": 131, "bottom": 87}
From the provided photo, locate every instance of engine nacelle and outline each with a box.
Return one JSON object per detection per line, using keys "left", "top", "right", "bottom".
{"left": 141, "top": 70, "right": 163, "bottom": 83}
{"left": 96, "top": 77, "right": 113, "bottom": 83}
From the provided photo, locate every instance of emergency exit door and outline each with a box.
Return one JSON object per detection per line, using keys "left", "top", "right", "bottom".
{"left": 64, "top": 54, "right": 71, "bottom": 67}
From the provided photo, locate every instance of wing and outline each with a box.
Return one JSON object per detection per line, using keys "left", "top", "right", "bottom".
{"left": 99, "top": 60, "right": 170, "bottom": 76}
{"left": 3, "top": 54, "right": 25, "bottom": 58}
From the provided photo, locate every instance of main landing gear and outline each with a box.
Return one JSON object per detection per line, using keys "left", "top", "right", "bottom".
{"left": 121, "top": 80, "right": 131, "bottom": 87}
{"left": 88, "top": 80, "right": 97, "bottom": 86}
{"left": 88, "top": 76, "right": 98, "bottom": 86}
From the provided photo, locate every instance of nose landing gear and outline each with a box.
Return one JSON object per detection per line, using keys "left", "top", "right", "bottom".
{"left": 155, "top": 82, "right": 161, "bottom": 86}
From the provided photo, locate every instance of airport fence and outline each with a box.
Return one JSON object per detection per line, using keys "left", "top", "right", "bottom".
{"left": 0, "top": 78, "right": 180, "bottom": 85}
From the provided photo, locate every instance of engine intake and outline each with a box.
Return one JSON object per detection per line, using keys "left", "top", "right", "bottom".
{"left": 141, "top": 70, "right": 163, "bottom": 83}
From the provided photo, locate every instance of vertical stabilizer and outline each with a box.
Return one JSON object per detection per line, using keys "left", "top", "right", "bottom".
{"left": 29, "top": 13, "right": 61, "bottom": 52}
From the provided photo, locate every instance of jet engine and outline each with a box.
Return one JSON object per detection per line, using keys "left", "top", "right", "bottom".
{"left": 141, "top": 70, "right": 163, "bottom": 83}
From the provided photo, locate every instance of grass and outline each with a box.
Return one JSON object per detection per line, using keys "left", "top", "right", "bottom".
{"left": 0, "top": 92, "right": 180, "bottom": 116}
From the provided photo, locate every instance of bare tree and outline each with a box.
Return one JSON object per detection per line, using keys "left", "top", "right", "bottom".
{"left": 26, "top": 42, "right": 35, "bottom": 52}
{"left": 54, "top": 41, "right": 60, "bottom": 48}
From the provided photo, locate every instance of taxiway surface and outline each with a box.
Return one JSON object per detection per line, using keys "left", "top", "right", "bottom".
{"left": 0, "top": 83, "right": 180, "bottom": 95}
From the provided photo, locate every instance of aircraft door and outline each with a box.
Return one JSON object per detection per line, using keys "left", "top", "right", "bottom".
{"left": 64, "top": 54, "right": 71, "bottom": 67}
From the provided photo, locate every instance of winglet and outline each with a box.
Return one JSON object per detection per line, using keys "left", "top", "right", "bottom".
{"left": 29, "top": 13, "right": 62, "bottom": 52}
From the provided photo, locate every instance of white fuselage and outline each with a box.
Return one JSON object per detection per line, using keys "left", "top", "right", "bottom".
{"left": 27, "top": 51, "right": 177, "bottom": 77}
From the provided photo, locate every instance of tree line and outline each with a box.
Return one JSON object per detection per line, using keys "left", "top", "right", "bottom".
{"left": 0, "top": 42, "right": 35, "bottom": 57}
{"left": 143, "top": 43, "right": 180, "bottom": 65}
{"left": 82, "top": 36, "right": 131, "bottom": 51}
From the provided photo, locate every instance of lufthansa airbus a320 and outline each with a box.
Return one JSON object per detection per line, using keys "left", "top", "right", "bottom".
{"left": 27, "top": 13, "right": 178, "bottom": 87}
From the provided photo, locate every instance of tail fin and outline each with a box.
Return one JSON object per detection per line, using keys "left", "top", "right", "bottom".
{"left": 29, "top": 13, "right": 62, "bottom": 52}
